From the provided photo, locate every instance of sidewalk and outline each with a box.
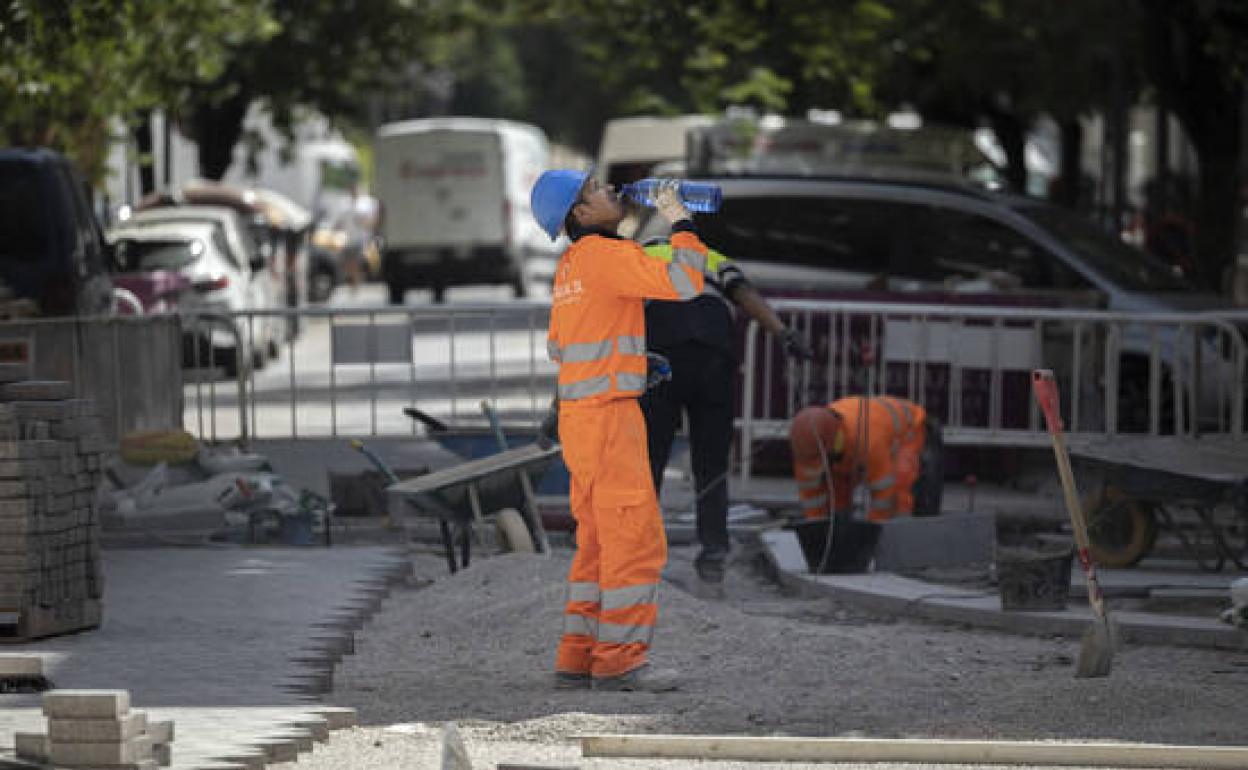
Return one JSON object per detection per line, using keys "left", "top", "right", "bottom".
{"left": 0, "top": 546, "right": 410, "bottom": 769}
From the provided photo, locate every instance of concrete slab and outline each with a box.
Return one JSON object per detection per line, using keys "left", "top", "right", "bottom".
{"left": 755, "top": 531, "right": 1248, "bottom": 653}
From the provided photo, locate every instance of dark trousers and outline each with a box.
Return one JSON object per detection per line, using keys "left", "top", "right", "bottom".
{"left": 640, "top": 342, "right": 736, "bottom": 565}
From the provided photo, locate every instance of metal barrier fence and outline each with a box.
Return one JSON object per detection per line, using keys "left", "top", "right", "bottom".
{"left": 181, "top": 302, "right": 555, "bottom": 443}
{"left": 738, "top": 300, "right": 1247, "bottom": 488}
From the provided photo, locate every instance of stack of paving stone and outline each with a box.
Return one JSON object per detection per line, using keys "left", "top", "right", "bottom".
{"left": 0, "top": 378, "right": 108, "bottom": 641}
{"left": 14, "top": 689, "right": 174, "bottom": 768}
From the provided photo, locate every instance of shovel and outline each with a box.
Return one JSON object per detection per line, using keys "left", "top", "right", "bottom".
{"left": 1031, "top": 369, "right": 1117, "bottom": 678}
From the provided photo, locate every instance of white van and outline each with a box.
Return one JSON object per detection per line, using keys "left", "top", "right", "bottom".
{"left": 595, "top": 115, "right": 714, "bottom": 187}
{"left": 374, "top": 117, "right": 554, "bottom": 303}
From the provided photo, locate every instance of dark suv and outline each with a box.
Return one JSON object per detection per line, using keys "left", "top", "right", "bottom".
{"left": 0, "top": 148, "right": 114, "bottom": 316}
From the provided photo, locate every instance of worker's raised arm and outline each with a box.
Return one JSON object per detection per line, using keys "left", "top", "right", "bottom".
{"left": 585, "top": 226, "right": 707, "bottom": 301}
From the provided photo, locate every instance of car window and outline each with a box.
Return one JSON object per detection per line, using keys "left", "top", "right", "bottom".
{"left": 1019, "top": 205, "right": 1189, "bottom": 291}
{"left": 898, "top": 205, "right": 1089, "bottom": 290}
{"left": 694, "top": 195, "right": 894, "bottom": 274}
{"left": 0, "top": 160, "right": 51, "bottom": 261}
{"left": 115, "top": 238, "right": 204, "bottom": 271}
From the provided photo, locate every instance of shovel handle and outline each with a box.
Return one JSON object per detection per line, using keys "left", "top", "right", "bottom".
{"left": 1031, "top": 369, "right": 1063, "bottom": 436}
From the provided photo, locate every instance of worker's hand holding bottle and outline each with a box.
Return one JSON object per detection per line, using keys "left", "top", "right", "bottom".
{"left": 654, "top": 179, "right": 692, "bottom": 224}
{"left": 781, "top": 327, "right": 814, "bottom": 361}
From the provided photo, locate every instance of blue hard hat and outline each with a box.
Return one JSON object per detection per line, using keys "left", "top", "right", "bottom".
{"left": 531, "top": 168, "right": 590, "bottom": 241}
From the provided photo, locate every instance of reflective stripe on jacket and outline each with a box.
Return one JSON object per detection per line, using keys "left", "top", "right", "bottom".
{"left": 548, "top": 231, "right": 707, "bottom": 403}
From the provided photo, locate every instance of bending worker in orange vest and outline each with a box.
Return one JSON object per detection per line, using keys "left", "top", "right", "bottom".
{"left": 531, "top": 170, "right": 707, "bottom": 692}
{"left": 789, "top": 396, "right": 944, "bottom": 522}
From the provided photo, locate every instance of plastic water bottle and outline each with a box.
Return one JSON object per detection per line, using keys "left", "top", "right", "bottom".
{"left": 619, "top": 178, "right": 722, "bottom": 213}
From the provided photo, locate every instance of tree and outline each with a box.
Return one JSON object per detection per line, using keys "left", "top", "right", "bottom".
{"left": 0, "top": 0, "right": 273, "bottom": 184}
{"left": 1139, "top": 0, "right": 1247, "bottom": 287}
{"left": 182, "top": 0, "right": 462, "bottom": 180}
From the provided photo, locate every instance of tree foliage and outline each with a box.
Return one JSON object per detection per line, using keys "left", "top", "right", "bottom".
{"left": 0, "top": 0, "right": 274, "bottom": 182}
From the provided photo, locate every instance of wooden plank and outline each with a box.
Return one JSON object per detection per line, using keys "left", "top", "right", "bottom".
{"left": 390, "top": 444, "right": 558, "bottom": 494}
{"left": 579, "top": 734, "right": 1248, "bottom": 768}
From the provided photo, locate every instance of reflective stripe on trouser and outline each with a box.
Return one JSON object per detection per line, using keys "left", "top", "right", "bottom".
{"left": 865, "top": 422, "right": 926, "bottom": 522}
{"left": 555, "top": 398, "right": 666, "bottom": 678}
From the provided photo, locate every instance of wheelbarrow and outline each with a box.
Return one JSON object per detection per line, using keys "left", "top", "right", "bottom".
{"left": 356, "top": 402, "right": 559, "bottom": 573}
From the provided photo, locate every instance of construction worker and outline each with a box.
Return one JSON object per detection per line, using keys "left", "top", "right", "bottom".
{"left": 531, "top": 170, "right": 707, "bottom": 692}
{"left": 640, "top": 240, "right": 813, "bottom": 589}
{"left": 789, "top": 396, "right": 944, "bottom": 522}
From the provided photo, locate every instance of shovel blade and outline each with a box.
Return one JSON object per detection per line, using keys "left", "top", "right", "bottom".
{"left": 1075, "top": 619, "right": 1115, "bottom": 678}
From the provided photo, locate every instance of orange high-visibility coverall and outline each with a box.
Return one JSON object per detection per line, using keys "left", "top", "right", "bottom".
{"left": 789, "top": 396, "right": 927, "bottom": 522}
{"left": 549, "top": 228, "right": 706, "bottom": 680}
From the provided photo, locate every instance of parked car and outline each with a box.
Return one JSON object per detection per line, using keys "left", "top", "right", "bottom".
{"left": 134, "top": 182, "right": 312, "bottom": 329}
{"left": 374, "top": 117, "right": 556, "bottom": 303}
{"left": 634, "top": 175, "right": 1235, "bottom": 431}
{"left": 121, "top": 205, "right": 284, "bottom": 366}
{"left": 108, "top": 220, "right": 261, "bottom": 376}
{"left": 0, "top": 147, "right": 116, "bottom": 316}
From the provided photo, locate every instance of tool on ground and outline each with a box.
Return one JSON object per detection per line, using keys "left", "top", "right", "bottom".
{"left": 480, "top": 399, "right": 551, "bottom": 553}
{"left": 1031, "top": 368, "right": 1117, "bottom": 678}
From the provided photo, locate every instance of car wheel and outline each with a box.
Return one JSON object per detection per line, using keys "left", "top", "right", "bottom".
{"left": 511, "top": 273, "right": 528, "bottom": 299}
{"left": 431, "top": 285, "right": 446, "bottom": 304}
{"left": 388, "top": 282, "right": 406, "bottom": 305}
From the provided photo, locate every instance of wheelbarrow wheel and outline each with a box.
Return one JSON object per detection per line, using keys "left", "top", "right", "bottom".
{"left": 495, "top": 508, "right": 535, "bottom": 553}
{"left": 1085, "top": 486, "right": 1158, "bottom": 568}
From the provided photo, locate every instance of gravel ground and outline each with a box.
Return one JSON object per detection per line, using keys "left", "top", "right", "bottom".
{"left": 276, "top": 538, "right": 1248, "bottom": 769}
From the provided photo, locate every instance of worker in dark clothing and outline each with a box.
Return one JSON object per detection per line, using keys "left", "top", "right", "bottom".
{"left": 640, "top": 241, "right": 812, "bottom": 589}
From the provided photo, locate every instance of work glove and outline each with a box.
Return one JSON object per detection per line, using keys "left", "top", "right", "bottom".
{"left": 645, "top": 352, "right": 673, "bottom": 390}
{"left": 654, "top": 178, "right": 691, "bottom": 225}
{"left": 780, "top": 327, "right": 814, "bottom": 361}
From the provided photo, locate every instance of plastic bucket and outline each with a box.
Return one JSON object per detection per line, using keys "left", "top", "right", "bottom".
{"left": 996, "top": 537, "right": 1074, "bottom": 611}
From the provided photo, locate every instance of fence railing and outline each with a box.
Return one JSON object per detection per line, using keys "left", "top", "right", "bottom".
{"left": 181, "top": 302, "right": 555, "bottom": 443}
{"left": 737, "top": 300, "right": 1247, "bottom": 488}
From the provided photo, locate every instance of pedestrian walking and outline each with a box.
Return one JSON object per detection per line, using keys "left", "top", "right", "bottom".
{"left": 530, "top": 170, "right": 707, "bottom": 692}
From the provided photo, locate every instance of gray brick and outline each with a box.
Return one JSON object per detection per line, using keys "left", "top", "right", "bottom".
{"left": 48, "top": 733, "right": 152, "bottom": 766}
{"left": 48, "top": 710, "right": 147, "bottom": 742}
{"left": 14, "top": 731, "right": 49, "bottom": 763}
{"left": 311, "top": 705, "right": 357, "bottom": 730}
{"left": 12, "top": 400, "right": 73, "bottom": 420}
{"left": 0, "top": 478, "right": 38, "bottom": 497}
{"left": 0, "top": 363, "right": 28, "bottom": 383}
{"left": 143, "top": 718, "right": 173, "bottom": 745}
{"left": 43, "top": 689, "right": 131, "bottom": 719}
{"left": 0, "top": 653, "right": 42, "bottom": 675}
{"left": 1, "top": 381, "right": 73, "bottom": 401}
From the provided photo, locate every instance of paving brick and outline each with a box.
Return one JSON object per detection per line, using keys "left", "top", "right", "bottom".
{"left": 49, "top": 733, "right": 152, "bottom": 766}
{"left": 143, "top": 718, "right": 173, "bottom": 745}
{"left": 0, "top": 380, "right": 74, "bottom": 401}
{"left": 14, "top": 731, "right": 49, "bottom": 762}
{"left": 310, "top": 705, "right": 357, "bottom": 730}
{"left": 48, "top": 710, "right": 147, "bottom": 742}
{"left": 0, "top": 653, "right": 42, "bottom": 676}
{"left": 285, "top": 717, "right": 329, "bottom": 741}
{"left": 43, "top": 689, "right": 131, "bottom": 719}
{"left": 214, "top": 753, "right": 265, "bottom": 770}
{"left": 248, "top": 737, "right": 298, "bottom": 763}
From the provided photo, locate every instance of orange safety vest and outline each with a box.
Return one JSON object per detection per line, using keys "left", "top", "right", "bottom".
{"left": 548, "top": 231, "right": 707, "bottom": 401}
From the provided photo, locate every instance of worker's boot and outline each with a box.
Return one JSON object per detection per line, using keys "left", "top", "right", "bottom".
{"left": 592, "top": 665, "right": 681, "bottom": 692}
{"left": 693, "top": 554, "right": 726, "bottom": 599}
